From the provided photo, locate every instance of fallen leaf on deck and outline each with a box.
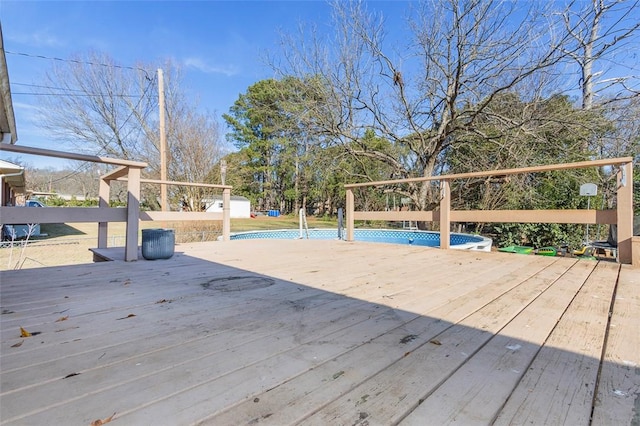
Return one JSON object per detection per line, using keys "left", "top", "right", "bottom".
{"left": 332, "top": 370, "right": 345, "bottom": 380}
{"left": 399, "top": 334, "right": 417, "bottom": 344}
{"left": 55, "top": 326, "right": 80, "bottom": 332}
{"left": 11, "top": 341, "right": 23, "bottom": 348}
{"left": 20, "top": 327, "right": 32, "bottom": 337}
{"left": 429, "top": 339, "right": 442, "bottom": 346}
{"left": 64, "top": 372, "right": 81, "bottom": 379}
{"left": 116, "top": 314, "right": 136, "bottom": 320}
{"left": 55, "top": 316, "right": 69, "bottom": 322}
{"left": 90, "top": 412, "right": 116, "bottom": 425}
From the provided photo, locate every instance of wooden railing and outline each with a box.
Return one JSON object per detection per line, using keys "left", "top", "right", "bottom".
{"left": 0, "top": 144, "right": 231, "bottom": 262}
{"left": 344, "top": 157, "right": 635, "bottom": 264}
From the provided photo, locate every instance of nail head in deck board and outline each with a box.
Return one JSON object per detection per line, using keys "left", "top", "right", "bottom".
{"left": 1, "top": 240, "right": 637, "bottom": 425}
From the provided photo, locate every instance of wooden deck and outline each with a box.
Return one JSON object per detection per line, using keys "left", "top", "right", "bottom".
{"left": 1, "top": 240, "right": 638, "bottom": 425}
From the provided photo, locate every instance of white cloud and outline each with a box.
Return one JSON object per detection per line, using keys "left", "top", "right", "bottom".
{"left": 184, "top": 57, "right": 239, "bottom": 76}
{"left": 13, "top": 102, "right": 40, "bottom": 112}
{"left": 8, "top": 30, "right": 64, "bottom": 48}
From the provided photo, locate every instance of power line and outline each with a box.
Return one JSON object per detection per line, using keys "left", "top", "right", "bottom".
{"left": 5, "top": 50, "right": 152, "bottom": 79}
{"left": 48, "top": 75, "right": 157, "bottom": 184}
{"left": 116, "top": 74, "right": 158, "bottom": 143}
{"left": 12, "top": 82, "right": 89, "bottom": 93}
{"left": 12, "top": 82, "right": 141, "bottom": 97}
{"left": 7, "top": 51, "right": 159, "bottom": 180}
{"left": 12, "top": 91, "right": 139, "bottom": 98}
{"left": 7, "top": 57, "right": 161, "bottom": 178}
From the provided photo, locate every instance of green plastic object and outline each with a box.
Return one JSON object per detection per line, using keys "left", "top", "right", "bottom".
{"left": 535, "top": 247, "right": 558, "bottom": 256}
{"left": 498, "top": 245, "right": 534, "bottom": 254}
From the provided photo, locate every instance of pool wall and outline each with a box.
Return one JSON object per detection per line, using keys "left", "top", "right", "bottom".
{"left": 228, "top": 228, "right": 492, "bottom": 252}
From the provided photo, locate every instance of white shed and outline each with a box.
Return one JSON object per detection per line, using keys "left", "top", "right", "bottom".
{"left": 204, "top": 195, "right": 251, "bottom": 218}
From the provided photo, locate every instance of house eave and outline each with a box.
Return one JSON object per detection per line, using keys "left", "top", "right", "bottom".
{"left": 0, "top": 22, "right": 18, "bottom": 144}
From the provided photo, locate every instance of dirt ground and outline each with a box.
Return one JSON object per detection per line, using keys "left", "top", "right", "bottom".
{"left": 0, "top": 223, "right": 122, "bottom": 270}
{"left": 0, "top": 221, "right": 221, "bottom": 270}
{"left": 0, "top": 216, "right": 336, "bottom": 271}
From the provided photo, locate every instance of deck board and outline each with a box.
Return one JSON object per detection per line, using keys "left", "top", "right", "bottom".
{"left": 301, "top": 258, "right": 586, "bottom": 425}
{"left": 493, "top": 260, "right": 620, "bottom": 425}
{"left": 401, "top": 260, "right": 597, "bottom": 425}
{"left": 591, "top": 266, "right": 640, "bottom": 425}
{"left": 206, "top": 252, "right": 562, "bottom": 425}
{"left": 1, "top": 239, "right": 638, "bottom": 425}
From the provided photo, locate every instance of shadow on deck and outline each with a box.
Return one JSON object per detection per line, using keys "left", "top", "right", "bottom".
{"left": 1, "top": 240, "right": 638, "bottom": 425}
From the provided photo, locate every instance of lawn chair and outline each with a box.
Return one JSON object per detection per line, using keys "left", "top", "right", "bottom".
{"left": 589, "top": 224, "right": 618, "bottom": 258}
{"left": 575, "top": 216, "right": 640, "bottom": 260}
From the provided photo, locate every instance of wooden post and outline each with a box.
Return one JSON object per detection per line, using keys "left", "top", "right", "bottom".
{"left": 158, "top": 68, "right": 168, "bottom": 212}
{"left": 125, "top": 167, "right": 141, "bottom": 261}
{"left": 222, "top": 187, "right": 231, "bottom": 241}
{"left": 97, "top": 176, "right": 110, "bottom": 248}
{"left": 616, "top": 162, "right": 633, "bottom": 264}
{"left": 440, "top": 180, "right": 451, "bottom": 249}
{"left": 346, "top": 188, "right": 355, "bottom": 241}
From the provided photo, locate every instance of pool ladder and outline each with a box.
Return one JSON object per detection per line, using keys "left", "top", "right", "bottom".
{"left": 299, "top": 208, "right": 309, "bottom": 239}
{"left": 403, "top": 221, "right": 418, "bottom": 230}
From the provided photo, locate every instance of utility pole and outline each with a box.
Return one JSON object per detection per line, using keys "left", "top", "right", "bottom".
{"left": 220, "top": 159, "right": 227, "bottom": 185}
{"left": 158, "top": 68, "right": 167, "bottom": 211}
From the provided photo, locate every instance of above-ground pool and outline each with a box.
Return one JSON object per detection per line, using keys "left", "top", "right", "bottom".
{"left": 229, "top": 228, "right": 492, "bottom": 251}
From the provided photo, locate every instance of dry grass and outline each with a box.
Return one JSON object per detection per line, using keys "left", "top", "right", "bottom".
{"left": 0, "top": 215, "right": 338, "bottom": 270}
{"left": 0, "top": 223, "right": 128, "bottom": 270}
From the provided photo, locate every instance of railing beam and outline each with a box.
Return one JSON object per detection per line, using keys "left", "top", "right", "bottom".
{"left": 617, "top": 162, "right": 633, "bottom": 264}
{"left": 0, "top": 143, "right": 147, "bottom": 168}
{"left": 124, "top": 167, "right": 141, "bottom": 261}
{"left": 440, "top": 180, "right": 451, "bottom": 249}
{"left": 101, "top": 166, "right": 130, "bottom": 181}
{"left": 344, "top": 156, "right": 634, "bottom": 189}
{"left": 117, "top": 177, "right": 232, "bottom": 190}
{"left": 140, "top": 211, "right": 224, "bottom": 221}
{"left": 222, "top": 187, "right": 231, "bottom": 241}
{"left": 0, "top": 143, "right": 235, "bottom": 261}
{"left": 97, "top": 176, "right": 111, "bottom": 248}
{"left": 0, "top": 206, "right": 127, "bottom": 223}
{"left": 346, "top": 189, "right": 355, "bottom": 241}
{"left": 344, "top": 157, "right": 636, "bottom": 265}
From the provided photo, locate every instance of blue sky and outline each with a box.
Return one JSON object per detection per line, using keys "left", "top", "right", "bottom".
{"left": 1, "top": 0, "right": 379, "bottom": 168}
{"left": 1, "top": 1, "right": 638, "bottom": 170}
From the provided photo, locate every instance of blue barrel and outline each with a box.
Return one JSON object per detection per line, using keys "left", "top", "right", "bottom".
{"left": 142, "top": 228, "right": 175, "bottom": 260}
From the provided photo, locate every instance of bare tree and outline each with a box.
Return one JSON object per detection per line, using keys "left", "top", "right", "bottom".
{"left": 36, "top": 52, "right": 225, "bottom": 209}
{"left": 272, "top": 0, "right": 568, "bottom": 211}
{"left": 560, "top": 0, "right": 640, "bottom": 110}
{"left": 39, "top": 51, "right": 156, "bottom": 160}
{"left": 553, "top": 0, "right": 640, "bottom": 197}
{"left": 167, "top": 105, "right": 224, "bottom": 211}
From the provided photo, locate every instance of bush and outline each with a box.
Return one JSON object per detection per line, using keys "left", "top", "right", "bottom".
{"left": 490, "top": 222, "right": 585, "bottom": 250}
{"left": 159, "top": 221, "right": 222, "bottom": 243}
{"left": 45, "top": 195, "right": 98, "bottom": 207}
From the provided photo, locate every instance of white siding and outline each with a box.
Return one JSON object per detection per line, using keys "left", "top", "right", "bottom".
{"left": 205, "top": 197, "right": 251, "bottom": 218}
